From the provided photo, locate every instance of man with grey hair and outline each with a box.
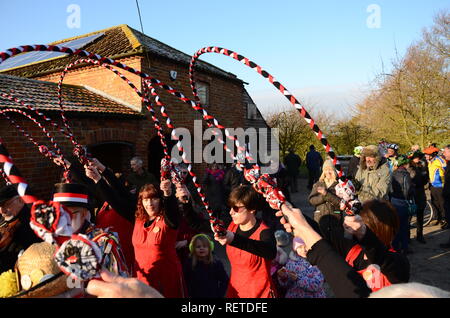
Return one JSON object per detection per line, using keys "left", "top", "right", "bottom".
{"left": 127, "top": 156, "right": 157, "bottom": 195}
{"left": 354, "top": 145, "right": 391, "bottom": 203}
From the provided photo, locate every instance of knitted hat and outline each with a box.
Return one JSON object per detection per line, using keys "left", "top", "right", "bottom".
{"left": 292, "top": 237, "right": 305, "bottom": 251}
{"left": 0, "top": 185, "right": 18, "bottom": 206}
{"left": 189, "top": 233, "right": 214, "bottom": 254}
{"left": 53, "top": 183, "right": 89, "bottom": 209}
{"left": 396, "top": 155, "right": 410, "bottom": 167}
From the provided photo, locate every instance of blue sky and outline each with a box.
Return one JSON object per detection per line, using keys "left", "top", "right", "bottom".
{"left": 0, "top": 0, "right": 448, "bottom": 117}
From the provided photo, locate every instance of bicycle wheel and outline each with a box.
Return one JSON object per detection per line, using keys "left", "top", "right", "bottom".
{"left": 423, "top": 201, "right": 434, "bottom": 227}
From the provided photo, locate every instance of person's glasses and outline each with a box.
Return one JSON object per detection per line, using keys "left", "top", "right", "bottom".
{"left": 231, "top": 205, "right": 246, "bottom": 213}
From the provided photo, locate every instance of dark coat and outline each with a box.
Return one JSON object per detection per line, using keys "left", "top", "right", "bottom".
{"left": 223, "top": 166, "right": 247, "bottom": 197}
{"left": 202, "top": 170, "right": 227, "bottom": 212}
{"left": 306, "top": 150, "right": 324, "bottom": 172}
{"left": 408, "top": 162, "right": 429, "bottom": 208}
{"left": 309, "top": 180, "right": 342, "bottom": 223}
{"left": 183, "top": 258, "right": 229, "bottom": 298}
{"left": 284, "top": 153, "right": 302, "bottom": 175}
{"left": 390, "top": 167, "right": 414, "bottom": 201}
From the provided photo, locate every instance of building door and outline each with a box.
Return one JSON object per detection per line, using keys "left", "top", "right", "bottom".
{"left": 88, "top": 141, "right": 135, "bottom": 174}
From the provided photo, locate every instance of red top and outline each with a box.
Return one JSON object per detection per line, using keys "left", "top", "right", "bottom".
{"left": 132, "top": 216, "right": 185, "bottom": 298}
{"left": 96, "top": 203, "right": 135, "bottom": 273}
{"left": 226, "top": 221, "right": 276, "bottom": 298}
{"left": 345, "top": 244, "right": 392, "bottom": 292}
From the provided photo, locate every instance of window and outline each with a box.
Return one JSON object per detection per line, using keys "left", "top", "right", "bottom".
{"left": 246, "top": 102, "right": 259, "bottom": 120}
{"left": 196, "top": 81, "right": 209, "bottom": 106}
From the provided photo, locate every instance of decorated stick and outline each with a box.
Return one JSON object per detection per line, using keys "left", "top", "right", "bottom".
{"left": 188, "top": 47, "right": 360, "bottom": 215}
{"left": 0, "top": 108, "right": 68, "bottom": 166}
{"left": 0, "top": 167, "right": 10, "bottom": 185}
{"left": 0, "top": 46, "right": 253, "bottom": 164}
{"left": 0, "top": 45, "right": 305, "bottom": 219}
{"left": 0, "top": 138, "right": 38, "bottom": 204}
{"left": 0, "top": 46, "right": 282, "bottom": 225}
{"left": 55, "top": 57, "right": 225, "bottom": 234}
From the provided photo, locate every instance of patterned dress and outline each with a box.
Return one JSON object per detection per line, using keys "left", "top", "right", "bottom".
{"left": 278, "top": 253, "right": 326, "bottom": 298}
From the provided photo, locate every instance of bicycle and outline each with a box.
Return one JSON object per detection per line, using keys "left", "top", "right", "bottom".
{"left": 409, "top": 200, "right": 434, "bottom": 228}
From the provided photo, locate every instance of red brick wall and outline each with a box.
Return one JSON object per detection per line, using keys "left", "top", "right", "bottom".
{"left": 0, "top": 113, "right": 154, "bottom": 199}
{"left": 1, "top": 53, "right": 246, "bottom": 199}
{"left": 35, "top": 56, "right": 144, "bottom": 111}
{"left": 142, "top": 55, "right": 246, "bottom": 172}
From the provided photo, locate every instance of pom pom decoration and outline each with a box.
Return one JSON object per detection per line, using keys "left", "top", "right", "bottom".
{"left": 0, "top": 270, "right": 18, "bottom": 298}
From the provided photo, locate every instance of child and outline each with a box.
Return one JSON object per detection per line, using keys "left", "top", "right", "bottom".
{"left": 277, "top": 237, "right": 326, "bottom": 298}
{"left": 183, "top": 234, "right": 229, "bottom": 298}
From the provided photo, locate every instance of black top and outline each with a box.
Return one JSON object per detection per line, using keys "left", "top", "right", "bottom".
{"left": 391, "top": 167, "right": 414, "bottom": 200}
{"left": 284, "top": 153, "right": 302, "bottom": 174}
{"left": 223, "top": 167, "right": 249, "bottom": 196}
{"left": 0, "top": 205, "right": 42, "bottom": 272}
{"left": 94, "top": 169, "right": 136, "bottom": 222}
{"left": 321, "top": 217, "right": 410, "bottom": 285}
{"left": 126, "top": 170, "right": 157, "bottom": 194}
{"left": 229, "top": 219, "right": 277, "bottom": 260}
{"left": 202, "top": 172, "right": 227, "bottom": 212}
{"left": 307, "top": 239, "right": 371, "bottom": 298}
{"left": 182, "top": 258, "right": 229, "bottom": 298}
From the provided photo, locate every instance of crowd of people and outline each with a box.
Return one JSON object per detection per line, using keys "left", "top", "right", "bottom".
{"left": 0, "top": 141, "right": 449, "bottom": 299}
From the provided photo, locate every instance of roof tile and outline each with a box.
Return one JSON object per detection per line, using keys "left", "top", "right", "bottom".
{"left": 0, "top": 74, "right": 141, "bottom": 116}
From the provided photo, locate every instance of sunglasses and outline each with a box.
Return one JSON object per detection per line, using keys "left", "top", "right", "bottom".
{"left": 231, "top": 205, "right": 246, "bottom": 213}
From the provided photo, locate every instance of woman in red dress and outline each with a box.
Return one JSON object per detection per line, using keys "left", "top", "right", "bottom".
{"left": 132, "top": 181, "right": 187, "bottom": 298}
{"left": 215, "top": 185, "right": 277, "bottom": 298}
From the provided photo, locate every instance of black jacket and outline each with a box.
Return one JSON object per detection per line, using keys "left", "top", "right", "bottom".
{"left": 320, "top": 218, "right": 410, "bottom": 286}
{"left": 183, "top": 258, "right": 229, "bottom": 298}
{"left": 408, "top": 162, "right": 429, "bottom": 207}
{"left": 202, "top": 171, "right": 227, "bottom": 212}
{"left": 307, "top": 239, "right": 371, "bottom": 298}
{"left": 390, "top": 167, "right": 414, "bottom": 201}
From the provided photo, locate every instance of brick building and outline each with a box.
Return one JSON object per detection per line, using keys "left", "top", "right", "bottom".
{"left": 0, "top": 24, "right": 270, "bottom": 198}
